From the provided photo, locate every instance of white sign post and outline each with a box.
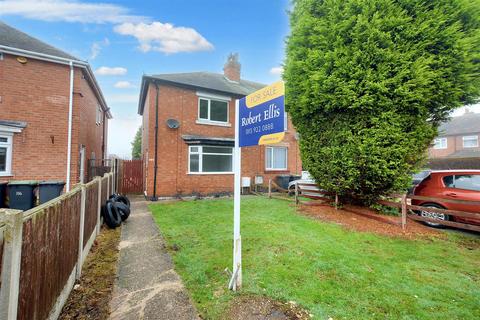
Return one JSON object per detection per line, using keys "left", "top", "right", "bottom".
{"left": 228, "top": 81, "right": 285, "bottom": 291}
{"left": 231, "top": 99, "right": 242, "bottom": 290}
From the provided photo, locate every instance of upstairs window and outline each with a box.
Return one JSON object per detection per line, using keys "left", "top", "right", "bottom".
{"left": 198, "top": 98, "right": 229, "bottom": 123}
{"left": 433, "top": 138, "right": 447, "bottom": 149}
{"left": 96, "top": 106, "right": 103, "bottom": 125}
{"left": 266, "top": 146, "right": 287, "bottom": 171}
{"left": 462, "top": 135, "right": 478, "bottom": 148}
{"left": 0, "top": 134, "right": 13, "bottom": 176}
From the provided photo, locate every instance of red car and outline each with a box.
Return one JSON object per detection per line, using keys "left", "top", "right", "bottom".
{"left": 412, "top": 170, "right": 480, "bottom": 227}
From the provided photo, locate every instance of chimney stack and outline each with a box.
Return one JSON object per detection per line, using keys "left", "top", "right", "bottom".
{"left": 224, "top": 53, "right": 241, "bottom": 82}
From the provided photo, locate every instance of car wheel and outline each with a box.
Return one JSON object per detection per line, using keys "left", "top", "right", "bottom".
{"left": 419, "top": 203, "right": 449, "bottom": 228}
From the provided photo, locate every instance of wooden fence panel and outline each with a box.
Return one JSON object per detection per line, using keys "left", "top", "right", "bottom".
{"left": 120, "top": 160, "right": 143, "bottom": 194}
{"left": 17, "top": 191, "right": 81, "bottom": 320}
{"left": 83, "top": 182, "right": 99, "bottom": 247}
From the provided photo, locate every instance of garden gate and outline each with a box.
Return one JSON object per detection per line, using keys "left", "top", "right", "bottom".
{"left": 119, "top": 159, "right": 144, "bottom": 194}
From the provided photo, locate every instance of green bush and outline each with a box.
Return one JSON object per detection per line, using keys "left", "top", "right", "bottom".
{"left": 284, "top": 0, "right": 480, "bottom": 203}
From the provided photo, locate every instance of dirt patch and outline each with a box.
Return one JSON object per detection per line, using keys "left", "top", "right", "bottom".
{"left": 227, "top": 296, "right": 311, "bottom": 320}
{"left": 59, "top": 226, "right": 121, "bottom": 320}
{"left": 299, "top": 201, "right": 442, "bottom": 239}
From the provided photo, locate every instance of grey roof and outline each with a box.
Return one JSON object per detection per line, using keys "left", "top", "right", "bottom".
{"left": 438, "top": 112, "right": 480, "bottom": 136}
{"left": 138, "top": 72, "right": 266, "bottom": 114}
{"left": 0, "top": 21, "right": 79, "bottom": 60}
{"left": 149, "top": 72, "right": 265, "bottom": 95}
{"left": 446, "top": 149, "right": 480, "bottom": 159}
{"left": 0, "top": 120, "right": 27, "bottom": 128}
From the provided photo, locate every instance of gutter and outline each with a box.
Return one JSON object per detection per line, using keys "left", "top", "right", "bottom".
{"left": 0, "top": 45, "right": 112, "bottom": 118}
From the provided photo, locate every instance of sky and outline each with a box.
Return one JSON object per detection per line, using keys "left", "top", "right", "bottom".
{"left": 1, "top": 0, "right": 478, "bottom": 158}
{"left": 0, "top": 0, "right": 290, "bottom": 158}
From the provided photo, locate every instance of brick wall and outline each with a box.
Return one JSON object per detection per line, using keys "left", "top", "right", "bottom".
{"left": 0, "top": 53, "right": 107, "bottom": 185}
{"left": 429, "top": 134, "right": 480, "bottom": 158}
{"left": 143, "top": 83, "right": 302, "bottom": 197}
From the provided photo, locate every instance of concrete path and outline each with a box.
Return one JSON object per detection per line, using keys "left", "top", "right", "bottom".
{"left": 109, "top": 196, "right": 199, "bottom": 320}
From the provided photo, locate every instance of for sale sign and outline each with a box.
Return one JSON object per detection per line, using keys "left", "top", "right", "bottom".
{"left": 238, "top": 81, "right": 285, "bottom": 147}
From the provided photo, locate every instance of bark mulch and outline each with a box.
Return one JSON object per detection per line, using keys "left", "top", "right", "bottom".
{"left": 299, "top": 201, "right": 442, "bottom": 239}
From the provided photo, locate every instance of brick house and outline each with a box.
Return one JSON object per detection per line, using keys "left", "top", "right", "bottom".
{"left": 0, "top": 22, "right": 111, "bottom": 190}
{"left": 429, "top": 111, "right": 480, "bottom": 159}
{"left": 138, "top": 54, "right": 302, "bottom": 198}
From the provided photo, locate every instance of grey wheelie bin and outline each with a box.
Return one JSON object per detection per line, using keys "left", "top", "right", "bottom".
{"left": 0, "top": 181, "right": 7, "bottom": 208}
{"left": 38, "top": 180, "right": 65, "bottom": 204}
{"left": 8, "top": 180, "right": 38, "bottom": 210}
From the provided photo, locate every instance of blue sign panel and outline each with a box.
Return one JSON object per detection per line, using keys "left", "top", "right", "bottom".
{"left": 238, "top": 81, "right": 285, "bottom": 147}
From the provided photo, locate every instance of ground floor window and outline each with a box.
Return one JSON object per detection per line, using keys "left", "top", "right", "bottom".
{"left": 266, "top": 146, "right": 287, "bottom": 170}
{"left": 189, "top": 145, "right": 233, "bottom": 173}
{"left": 0, "top": 134, "right": 13, "bottom": 176}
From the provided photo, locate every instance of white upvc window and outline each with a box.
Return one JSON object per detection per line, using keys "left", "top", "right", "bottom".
{"left": 96, "top": 106, "right": 103, "bottom": 125}
{"left": 188, "top": 145, "right": 233, "bottom": 174}
{"left": 0, "top": 134, "right": 13, "bottom": 176}
{"left": 266, "top": 146, "right": 288, "bottom": 171}
{"left": 462, "top": 135, "right": 478, "bottom": 148}
{"left": 197, "top": 97, "right": 229, "bottom": 124}
{"left": 433, "top": 137, "right": 447, "bottom": 149}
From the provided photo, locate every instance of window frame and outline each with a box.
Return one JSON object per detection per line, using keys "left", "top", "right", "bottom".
{"left": 0, "top": 133, "right": 13, "bottom": 176}
{"left": 265, "top": 146, "right": 288, "bottom": 171}
{"left": 197, "top": 97, "right": 230, "bottom": 124}
{"left": 462, "top": 135, "right": 478, "bottom": 148}
{"left": 96, "top": 106, "right": 103, "bottom": 126}
{"left": 188, "top": 145, "right": 234, "bottom": 174}
{"left": 433, "top": 137, "right": 447, "bottom": 150}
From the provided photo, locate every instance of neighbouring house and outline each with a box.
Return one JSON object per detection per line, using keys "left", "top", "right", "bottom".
{"left": 428, "top": 110, "right": 480, "bottom": 169}
{"left": 138, "top": 54, "right": 302, "bottom": 198}
{"left": 0, "top": 22, "right": 112, "bottom": 190}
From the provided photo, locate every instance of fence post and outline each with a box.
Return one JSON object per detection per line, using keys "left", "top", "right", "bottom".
{"left": 401, "top": 194, "right": 407, "bottom": 231}
{"left": 76, "top": 184, "right": 86, "bottom": 279}
{"left": 0, "top": 209, "right": 24, "bottom": 320}
{"left": 106, "top": 173, "right": 111, "bottom": 197}
{"left": 295, "top": 183, "right": 299, "bottom": 205}
{"left": 268, "top": 179, "right": 272, "bottom": 199}
{"left": 96, "top": 177, "right": 102, "bottom": 235}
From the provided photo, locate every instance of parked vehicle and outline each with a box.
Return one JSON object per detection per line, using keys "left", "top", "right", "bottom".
{"left": 412, "top": 170, "right": 480, "bottom": 227}
{"left": 288, "top": 171, "right": 315, "bottom": 195}
{"left": 408, "top": 169, "right": 431, "bottom": 193}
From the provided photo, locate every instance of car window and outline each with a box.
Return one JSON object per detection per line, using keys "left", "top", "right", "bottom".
{"left": 453, "top": 175, "right": 480, "bottom": 191}
{"left": 443, "top": 175, "right": 454, "bottom": 188}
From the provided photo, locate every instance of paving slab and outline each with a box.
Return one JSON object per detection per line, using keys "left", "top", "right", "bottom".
{"left": 110, "top": 196, "right": 199, "bottom": 320}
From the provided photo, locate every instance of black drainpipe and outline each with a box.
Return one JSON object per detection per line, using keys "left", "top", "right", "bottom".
{"left": 151, "top": 82, "right": 160, "bottom": 201}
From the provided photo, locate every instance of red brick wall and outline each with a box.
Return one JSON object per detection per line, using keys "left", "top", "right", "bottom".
{"left": 429, "top": 134, "right": 480, "bottom": 158}
{"left": 143, "top": 83, "right": 302, "bottom": 197}
{"left": 0, "top": 53, "right": 107, "bottom": 185}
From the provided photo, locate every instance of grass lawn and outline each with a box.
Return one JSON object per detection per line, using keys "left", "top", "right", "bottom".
{"left": 150, "top": 196, "right": 480, "bottom": 320}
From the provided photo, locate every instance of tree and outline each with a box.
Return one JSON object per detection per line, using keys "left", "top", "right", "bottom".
{"left": 131, "top": 126, "right": 142, "bottom": 160}
{"left": 284, "top": 0, "right": 480, "bottom": 203}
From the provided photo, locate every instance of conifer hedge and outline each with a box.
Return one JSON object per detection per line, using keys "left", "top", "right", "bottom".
{"left": 284, "top": 0, "right": 480, "bottom": 203}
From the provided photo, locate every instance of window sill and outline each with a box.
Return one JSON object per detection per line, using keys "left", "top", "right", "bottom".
{"left": 196, "top": 120, "right": 231, "bottom": 127}
{"left": 265, "top": 169, "right": 289, "bottom": 173}
{"left": 0, "top": 172, "right": 13, "bottom": 177}
{"left": 188, "top": 172, "right": 234, "bottom": 175}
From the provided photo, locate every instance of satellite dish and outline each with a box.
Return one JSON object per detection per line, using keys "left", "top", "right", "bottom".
{"left": 166, "top": 119, "right": 180, "bottom": 129}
